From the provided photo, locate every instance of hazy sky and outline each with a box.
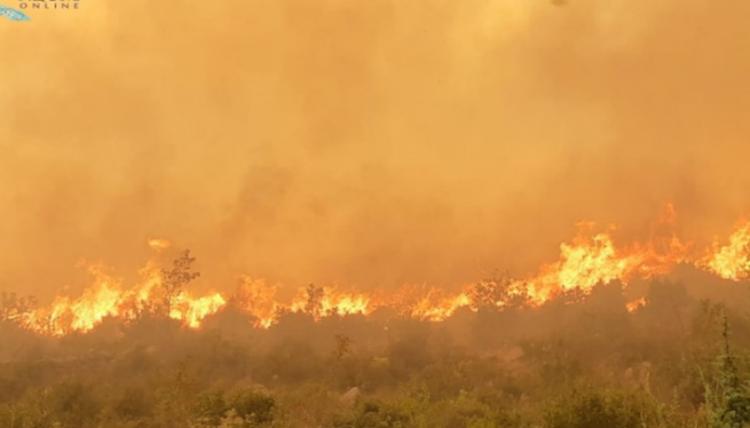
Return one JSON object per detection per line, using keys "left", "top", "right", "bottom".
{"left": 2, "top": 0, "right": 750, "bottom": 297}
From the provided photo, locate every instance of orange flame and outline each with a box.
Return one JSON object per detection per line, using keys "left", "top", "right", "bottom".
{"left": 232, "top": 277, "right": 282, "bottom": 328}
{"left": 626, "top": 297, "right": 647, "bottom": 313}
{"left": 10, "top": 209, "right": 750, "bottom": 336}
{"left": 169, "top": 292, "right": 226, "bottom": 328}
{"left": 289, "top": 286, "right": 372, "bottom": 320}
{"left": 19, "top": 262, "right": 223, "bottom": 336}
{"left": 704, "top": 222, "right": 750, "bottom": 281}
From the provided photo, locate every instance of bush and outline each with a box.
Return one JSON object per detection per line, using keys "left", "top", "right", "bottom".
{"left": 191, "top": 389, "right": 275, "bottom": 427}
{"left": 48, "top": 381, "right": 101, "bottom": 428}
{"left": 194, "top": 391, "right": 229, "bottom": 426}
{"left": 543, "top": 388, "right": 663, "bottom": 428}
{"left": 228, "top": 389, "right": 275, "bottom": 425}
{"left": 334, "top": 401, "right": 412, "bottom": 428}
{"left": 113, "top": 386, "right": 153, "bottom": 421}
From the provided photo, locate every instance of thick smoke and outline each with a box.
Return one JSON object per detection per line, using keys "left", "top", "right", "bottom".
{"left": 1, "top": 0, "right": 750, "bottom": 298}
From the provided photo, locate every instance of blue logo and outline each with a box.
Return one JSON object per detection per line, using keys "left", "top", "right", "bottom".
{"left": 0, "top": 4, "right": 30, "bottom": 21}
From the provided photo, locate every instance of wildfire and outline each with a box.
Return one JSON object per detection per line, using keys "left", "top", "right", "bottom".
{"left": 21, "top": 266, "right": 137, "bottom": 336}
{"left": 704, "top": 222, "right": 750, "bottom": 281}
{"left": 525, "top": 230, "right": 637, "bottom": 303}
{"left": 17, "top": 261, "right": 223, "bottom": 336}
{"left": 626, "top": 297, "right": 647, "bottom": 313}
{"left": 8, "top": 208, "right": 750, "bottom": 337}
{"left": 520, "top": 222, "right": 686, "bottom": 305}
{"left": 289, "top": 285, "right": 372, "bottom": 319}
{"left": 402, "top": 287, "right": 473, "bottom": 321}
{"left": 232, "top": 277, "right": 282, "bottom": 328}
{"left": 169, "top": 292, "right": 226, "bottom": 328}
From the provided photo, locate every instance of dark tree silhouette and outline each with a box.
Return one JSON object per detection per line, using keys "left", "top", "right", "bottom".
{"left": 160, "top": 250, "right": 200, "bottom": 313}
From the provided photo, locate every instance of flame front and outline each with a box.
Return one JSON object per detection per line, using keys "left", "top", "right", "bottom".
{"left": 10, "top": 211, "right": 750, "bottom": 336}
{"left": 18, "top": 264, "right": 223, "bottom": 336}
{"left": 525, "top": 231, "right": 636, "bottom": 303}
{"left": 704, "top": 222, "right": 750, "bottom": 280}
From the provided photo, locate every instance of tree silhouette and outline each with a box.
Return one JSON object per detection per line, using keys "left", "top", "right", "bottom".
{"left": 709, "top": 315, "right": 750, "bottom": 428}
{"left": 304, "top": 284, "right": 325, "bottom": 319}
{"left": 160, "top": 250, "right": 200, "bottom": 313}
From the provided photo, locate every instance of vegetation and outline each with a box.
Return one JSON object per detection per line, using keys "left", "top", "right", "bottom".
{"left": 3, "top": 277, "right": 750, "bottom": 427}
{"left": 160, "top": 250, "right": 201, "bottom": 312}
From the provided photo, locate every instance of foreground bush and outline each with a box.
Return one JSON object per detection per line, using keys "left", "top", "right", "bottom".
{"left": 543, "top": 388, "right": 668, "bottom": 428}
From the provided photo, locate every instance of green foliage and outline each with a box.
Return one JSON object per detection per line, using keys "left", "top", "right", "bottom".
{"left": 48, "top": 381, "right": 101, "bottom": 428}
{"left": 227, "top": 389, "right": 275, "bottom": 424}
{"left": 113, "top": 386, "right": 153, "bottom": 421}
{"left": 704, "top": 315, "right": 750, "bottom": 428}
{"left": 194, "top": 391, "right": 229, "bottom": 426}
{"left": 428, "top": 390, "right": 526, "bottom": 428}
{"left": 543, "top": 388, "right": 664, "bottom": 428}
{"left": 191, "top": 389, "right": 275, "bottom": 427}
{"left": 4, "top": 279, "right": 750, "bottom": 427}
{"left": 334, "top": 401, "right": 413, "bottom": 428}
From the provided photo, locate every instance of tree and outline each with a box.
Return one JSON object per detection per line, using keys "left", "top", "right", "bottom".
{"left": 160, "top": 250, "right": 201, "bottom": 312}
{"left": 705, "top": 314, "right": 750, "bottom": 428}
{"left": 334, "top": 334, "right": 353, "bottom": 360}
{"left": 304, "top": 284, "right": 325, "bottom": 319}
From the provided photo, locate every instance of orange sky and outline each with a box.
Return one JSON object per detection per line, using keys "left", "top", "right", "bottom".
{"left": 2, "top": 0, "right": 750, "bottom": 297}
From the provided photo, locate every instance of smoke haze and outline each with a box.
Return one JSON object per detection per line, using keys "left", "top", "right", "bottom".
{"left": 2, "top": 0, "right": 750, "bottom": 298}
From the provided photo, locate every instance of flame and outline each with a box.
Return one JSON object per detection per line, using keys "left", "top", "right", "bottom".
{"left": 290, "top": 286, "right": 372, "bottom": 320}
{"left": 232, "top": 277, "right": 282, "bottom": 328}
{"left": 18, "top": 262, "right": 222, "bottom": 336}
{"left": 409, "top": 290, "right": 472, "bottom": 321}
{"left": 169, "top": 292, "right": 226, "bottom": 328}
{"left": 626, "top": 297, "right": 647, "bottom": 313}
{"left": 22, "top": 266, "right": 131, "bottom": 336}
{"left": 231, "top": 280, "right": 373, "bottom": 327}
{"left": 525, "top": 231, "right": 636, "bottom": 303}
{"left": 369, "top": 284, "right": 473, "bottom": 321}
{"left": 521, "top": 223, "right": 686, "bottom": 304}
{"left": 704, "top": 222, "right": 750, "bottom": 280}
{"left": 148, "top": 238, "right": 172, "bottom": 251}
{"left": 10, "top": 210, "right": 750, "bottom": 337}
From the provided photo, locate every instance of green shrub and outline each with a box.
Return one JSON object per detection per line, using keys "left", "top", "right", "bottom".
{"left": 194, "top": 391, "right": 229, "bottom": 426}
{"left": 334, "top": 401, "right": 412, "bottom": 428}
{"left": 48, "top": 381, "right": 100, "bottom": 428}
{"left": 543, "top": 388, "right": 662, "bottom": 428}
{"left": 228, "top": 389, "right": 275, "bottom": 425}
{"left": 113, "top": 386, "right": 153, "bottom": 421}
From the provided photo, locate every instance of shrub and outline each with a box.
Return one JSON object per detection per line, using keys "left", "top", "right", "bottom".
{"left": 334, "top": 401, "right": 412, "bottom": 428}
{"left": 228, "top": 389, "right": 275, "bottom": 425}
{"left": 194, "top": 391, "right": 229, "bottom": 426}
{"left": 48, "top": 381, "right": 100, "bottom": 428}
{"left": 543, "top": 388, "right": 662, "bottom": 428}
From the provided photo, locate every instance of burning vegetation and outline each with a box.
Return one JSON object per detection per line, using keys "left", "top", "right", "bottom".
{"left": 6, "top": 0, "right": 750, "bottom": 425}
{"left": 4, "top": 211, "right": 750, "bottom": 427}
{"left": 3, "top": 210, "right": 747, "bottom": 337}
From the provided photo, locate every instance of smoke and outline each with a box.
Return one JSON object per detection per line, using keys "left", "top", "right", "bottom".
{"left": 1, "top": 0, "right": 750, "bottom": 298}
